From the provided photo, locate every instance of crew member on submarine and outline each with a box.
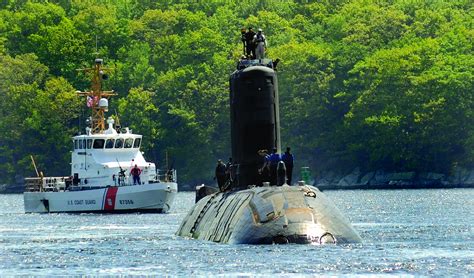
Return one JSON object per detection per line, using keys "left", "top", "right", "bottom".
{"left": 282, "top": 147, "right": 294, "bottom": 185}
{"left": 253, "top": 28, "right": 267, "bottom": 59}
{"left": 257, "top": 149, "right": 270, "bottom": 186}
{"left": 244, "top": 27, "right": 256, "bottom": 58}
{"left": 268, "top": 148, "right": 281, "bottom": 185}
{"left": 214, "top": 159, "right": 227, "bottom": 191}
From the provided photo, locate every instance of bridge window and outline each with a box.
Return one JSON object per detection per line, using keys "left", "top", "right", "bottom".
{"left": 93, "top": 139, "right": 105, "bottom": 149}
{"left": 115, "top": 138, "right": 124, "bottom": 148}
{"left": 133, "top": 138, "right": 141, "bottom": 148}
{"left": 124, "top": 138, "right": 133, "bottom": 148}
{"left": 79, "top": 139, "right": 83, "bottom": 149}
{"left": 105, "top": 139, "right": 115, "bottom": 149}
{"left": 74, "top": 140, "right": 78, "bottom": 150}
{"left": 87, "top": 139, "right": 92, "bottom": 149}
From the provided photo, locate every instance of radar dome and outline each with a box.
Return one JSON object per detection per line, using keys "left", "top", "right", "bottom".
{"left": 99, "top": 98, "right": 108, "bottom": 111}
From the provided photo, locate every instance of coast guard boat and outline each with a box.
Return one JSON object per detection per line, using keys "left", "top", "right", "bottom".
{"left": 23, "top": 58, "right": 178, "bottom": 213}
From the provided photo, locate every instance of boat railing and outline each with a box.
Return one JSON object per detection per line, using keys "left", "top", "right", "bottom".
{"left": 25, "top": 170, "right": 176, "bottom": 192}
{"left": 156, "top": 169, "right": 177, "bottom": 183}
{"left": 25, "top": 176, "right": 71, "bottom": 192}
{"left": 237, "top": 58, "right": 274, "bottom": 70}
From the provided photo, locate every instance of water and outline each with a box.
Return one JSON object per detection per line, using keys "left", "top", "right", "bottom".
{"left": 0, "top": 189, "right": 472, "bottom": 276}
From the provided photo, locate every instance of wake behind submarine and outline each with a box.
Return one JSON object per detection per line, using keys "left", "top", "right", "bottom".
{"left": 176, "top": 57, "right": 362, "bottom": 244}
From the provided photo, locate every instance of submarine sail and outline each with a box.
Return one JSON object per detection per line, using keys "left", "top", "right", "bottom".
{"left": 230, "top": 59, "right": 280, "bottom": 189}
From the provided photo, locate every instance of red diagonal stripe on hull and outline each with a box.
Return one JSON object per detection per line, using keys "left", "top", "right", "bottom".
{"left": 104, "top": 187, "right": 119, "bottom": 211}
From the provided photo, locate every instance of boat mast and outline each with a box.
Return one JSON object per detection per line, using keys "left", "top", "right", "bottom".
{"left": 77, "top": 59, "right": 116, "bottom": 134}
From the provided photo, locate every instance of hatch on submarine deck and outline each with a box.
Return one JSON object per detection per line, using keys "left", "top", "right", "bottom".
{"left": 176, "top": 58, "right": 362, "bottom": 244}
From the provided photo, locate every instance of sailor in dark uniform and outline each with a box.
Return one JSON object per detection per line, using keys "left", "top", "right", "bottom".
{"left": 281, "top": 147, "right": 294, "bottom": 185}
{"left": 245, "top": 27, "right": 256, "bottom": 59}
{"left": 241, "top": 28, "right": 247, "bottom": 55}
{"left": 258, "top": 150, "right": 270, "bottom": 186}
{"left": 215, "top": 159, "right": 227, "bottom": 191}
{"left": 225, "top": 157, "right": 233, "bottom": 185}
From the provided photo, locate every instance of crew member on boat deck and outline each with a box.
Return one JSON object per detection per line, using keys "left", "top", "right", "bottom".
{"left": 166, "top": 168, "right": 174, "bottom": 182}
{"left": 214, "top": 159, "right": 227, "bottom": 191}
{"left": 253, "top": 28, "right": 267, "bottom": 59}
{"left": 281, "top": 147, "right": 294, "bottom": 185}
{"left": 130, "top": 164, "right": 142, "bottom": 185}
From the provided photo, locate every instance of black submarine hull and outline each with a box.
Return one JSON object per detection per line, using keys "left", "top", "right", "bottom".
{"left": 177, "top": 184, "right": 362, "bottom": 244}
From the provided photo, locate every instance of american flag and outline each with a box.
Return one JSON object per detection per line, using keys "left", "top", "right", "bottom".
{"left": 86, "top": 96, "right": 98, "bottom": 107}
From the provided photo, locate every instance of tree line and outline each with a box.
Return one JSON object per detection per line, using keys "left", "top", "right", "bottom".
{"left": 0, "top": 0, "right": 472, "bottom": 186}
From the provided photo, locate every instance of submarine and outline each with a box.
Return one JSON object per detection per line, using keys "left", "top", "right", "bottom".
{"left": 176, "top": 58, "right": 362, "bottom": 244}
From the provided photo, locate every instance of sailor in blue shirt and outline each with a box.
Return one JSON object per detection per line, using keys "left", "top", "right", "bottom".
{"left": 268, "top": 148, "right": 281, "bottom": 185}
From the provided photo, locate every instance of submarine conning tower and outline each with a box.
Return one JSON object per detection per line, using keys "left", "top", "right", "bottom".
{"left": 230, "top": 58, "right": 280, "bottom": 190}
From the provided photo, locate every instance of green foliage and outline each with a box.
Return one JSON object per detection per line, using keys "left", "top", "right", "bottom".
{"left": 345, "top": 35, "right": 474, "bottom": 172}
{"left": 0, "top": 0, "right": 472, "bottom": 186}
{"left": 117, "top": 87, "right": 161, "bottom": 153}
{"left": 0, "top": 53, "right": 79, "bottom": 183}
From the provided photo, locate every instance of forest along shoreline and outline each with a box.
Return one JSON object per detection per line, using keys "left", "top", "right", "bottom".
{"left": 2, "top": 167, "right": 474, "bottom": 193}
{"left": 1, "top": 2, "right": 472, "bottom": 193}
{"left": 313, "top": 167, "right": 474, "bottom": 190}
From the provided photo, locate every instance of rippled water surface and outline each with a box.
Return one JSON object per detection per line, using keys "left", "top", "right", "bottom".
{"left": 0, "top": 189, "right": 473, "bottom": 276}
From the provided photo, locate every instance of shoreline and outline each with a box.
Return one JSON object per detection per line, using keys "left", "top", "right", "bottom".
{"left": 315, "top": 183, "right": 474, "bottom": 191}
{"left": 1, "top": 183, "right": 473, "bottom": 194}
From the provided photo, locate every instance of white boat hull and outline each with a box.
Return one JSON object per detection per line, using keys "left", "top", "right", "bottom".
{"left": 24, "top": 183, "right": 178, "bottom": 213}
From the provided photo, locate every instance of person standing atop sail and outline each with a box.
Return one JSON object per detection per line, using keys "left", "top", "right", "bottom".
{"left": 244, "top": 27, "right": 256, "bottom": 58}
{"left": 253, "top": 28, "right": 267, "bottom": 59}
{"left": 241, "top": 28, "right": 247, "bottom": 56}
